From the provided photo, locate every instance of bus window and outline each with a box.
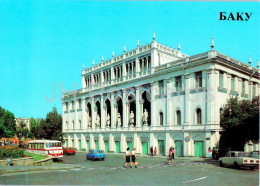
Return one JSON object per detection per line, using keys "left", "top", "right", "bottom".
{"left": 46, "top": 143, "right": 51, "bottom": 148}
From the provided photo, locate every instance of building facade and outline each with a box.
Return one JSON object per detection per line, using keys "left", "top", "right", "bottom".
{"left": 62, "top": 35, "right": 259, "bottom": 157}
{"left": 15, "top": 118, "right": 30, "bottom": 131}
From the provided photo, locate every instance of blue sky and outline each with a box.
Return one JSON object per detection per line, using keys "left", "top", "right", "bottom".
{"left": 0, "top": 1, "right": 259, "bottom": 118}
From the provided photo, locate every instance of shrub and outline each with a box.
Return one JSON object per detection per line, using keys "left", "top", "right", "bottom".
{"left": 0, "top": 147, "right": 24, "bottom": 159}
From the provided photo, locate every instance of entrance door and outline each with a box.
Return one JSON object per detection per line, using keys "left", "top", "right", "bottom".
{"left": 142, "top": 142, "right": 148, "bottom": 155}
{"left": 87, "top": 141, "right": 90, "bottom": 152}
{"left": 95, "top": 140, "right": 99, "bottom": 150}
{"left": 116, "top": 141, "right": 120, "bottom": 153}
{"left": 194, "top": 141, "right": 204, "bottom": 157}
{"left": 175, "top": 140, "right": 183, "bottom": 156}
{"left": 127, "top": 141, "right": 133, "bottom": 152}
{"left": 105, "top": 141, "right": 109, "bottom": 152}
{"left": 72, "top": 139, "right": 74, "bottom": 148}
{"left": 78, "top": 140, "right": 81, "bottom": 150}
{"left": 158, "top": 140, "right": 165, "bottom": 155}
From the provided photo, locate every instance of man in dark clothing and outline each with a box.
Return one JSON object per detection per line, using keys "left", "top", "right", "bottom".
{"left": 150, "top": 146, "right": 153, "bottom": 156}
{"left": 212, "top": 147, "right": 216, "bottom": 160}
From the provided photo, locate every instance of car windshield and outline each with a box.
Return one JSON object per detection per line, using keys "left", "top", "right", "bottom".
{"left": 252, "top": 152, "right": 259, "bottom": 155}
{"left": 238, "top": 152, "right": 251, "bottom": 157}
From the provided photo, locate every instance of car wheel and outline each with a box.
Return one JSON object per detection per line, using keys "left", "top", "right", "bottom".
{"left": 92, "top": 158, "right": 95, "bottom": 161}
{"left": 219, "top": 161, "right": 224, "bottom": 167}
{"left": 250, "top": 166, "right": 255, "bottom": 170}
{"left": 234, "top": 162, "right": 239, "bottom": 169}
{"left": 101, "top": 158, "right": 104, "bottom": 161}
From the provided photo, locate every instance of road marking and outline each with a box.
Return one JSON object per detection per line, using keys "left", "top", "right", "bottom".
{"left": 182, "top": 176, "right": 207, "bottom": 184}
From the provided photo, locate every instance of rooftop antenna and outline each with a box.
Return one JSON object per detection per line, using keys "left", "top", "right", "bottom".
{"left": 211, "top": 37, "right": 214, "bottom": 50}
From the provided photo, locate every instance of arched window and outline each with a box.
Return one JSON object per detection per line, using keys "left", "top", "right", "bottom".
{"left": 159, "top": 112, "right": 163, "bottom": 126}
{"left": 176, "top": 110, "right": 181, "bottom": 125}
{"left": 196, "top": 108, "right": 202, "bottom": 124}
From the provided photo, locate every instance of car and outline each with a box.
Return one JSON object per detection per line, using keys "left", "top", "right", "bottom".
{"left": 250, "top": 151, "right": 259, "bottom": 159}
{"left": 86, "top": 150, "right": 105, "bottom": 161}
{"left": 63, "top": 147, "right": 76, "bottom": 155}
{"left": 219, "top": 151, "right": 259, "bottom": 170}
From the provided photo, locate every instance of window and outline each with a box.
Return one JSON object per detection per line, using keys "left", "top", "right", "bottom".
{"left": 231, "top": 75, "right": 235, "bottom": 91}
{"left": 159, "top": 112, "right": 163, "bottom": 126}
{"left": 242, "top": 79, "right": 246, "bottom": 94}
{"left": 219, "top": 71, "right": 224, "bottom": 88}
{"left": 66, "top": 121, "right": 68, "bottom": 129}
{"left": 196, "top": 108, "right": 202, "bottom": 124}
{"left": 78, "top": 99, "right": 81, "bottom": 109}
{"left": 176, "top": 110, "right": 181, "bottom": 125}
{"left": 72, "top": 121, "right": 75, "bottom": 129}
{"left": 72, "top": 101, "right": 75, "bottom": 110}
{"left": 253, "top": 83, "right": 256, "bottom": 97}
{"left": 159, "top": 80, "right": 164, "bottom": 94}
{"left": 231, "top": 152, "right": 235, "bottom": 157}
{"left": 175, "top": 76, "right": 182, "bottom": 92}
{"left": 66, "top": 102, "right": 68, "bottom": 111}
{"left": 195, "top": 71, "right": 202, "bottom": 88}
{"left": 79, "top": 120, "right": 82, "bottom": 129}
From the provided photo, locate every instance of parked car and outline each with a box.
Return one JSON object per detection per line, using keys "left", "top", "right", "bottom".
{"left": 219, "top": 151, "right": 259, "bottom": 170}
{"left": 86, "top": 150, "right": 105, "bottom": 161}
{"left": 63, "top": 147, "right": 76, "bottom": 155}
{"left": 250, "top": 151, "right": 259, "bottom": 159}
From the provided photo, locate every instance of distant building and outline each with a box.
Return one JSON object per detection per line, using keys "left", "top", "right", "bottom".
{"left": 62, "top": 34, "right": 259, "bottom": 156}
{"left": 15, "top": 118, "right": 30, "bottom": 131}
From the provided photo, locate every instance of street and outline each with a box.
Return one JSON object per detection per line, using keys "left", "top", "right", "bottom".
{"left": 0, "top": 152, "right": 259, "bottom": 185}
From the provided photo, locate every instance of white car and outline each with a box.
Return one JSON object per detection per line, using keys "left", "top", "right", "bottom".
{"left": 219, "top": 151, "right": 259, "bottom": 170}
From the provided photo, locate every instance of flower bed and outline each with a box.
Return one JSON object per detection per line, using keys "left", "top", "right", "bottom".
{"left": 0, "top": 147, "right": 24, "bottom": 160}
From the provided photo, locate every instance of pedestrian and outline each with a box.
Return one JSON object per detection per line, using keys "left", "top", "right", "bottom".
{"left": 150, "top": 146, "right": 153, "bottom": 156}
{"left": 212, "top": 147, "right": 216, "bottom": 160}
{"left": 123, "top": 147, "right": 132, "bottom": 168}
{"left": 208, "top": 147, "right": 212, "bottom": 158}
{"left": 171, "top": 147, "right": 175, "bottom": 163}
{"left": 130, "top": 147, "right": 137, "bottom": 168}
{"left": 168, "top": 147, "right": 173, "bottom": 164}
{"left": 154, "top": 147, "right": 157, "bottom": 156}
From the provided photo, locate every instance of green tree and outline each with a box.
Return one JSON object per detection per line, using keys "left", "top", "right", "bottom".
{"left": 29, "top": 117, "right": 41, "bottom": 139}
{"left": 45, "top": 107, "right": 63, "bottom": 140}
{"left": 0, "top": 106, "right": 16, "bottom": 137}
{"left": 17, "top": 120, "right": 29, "bottom": 139}
{"left": 219, "top": 96, "right": 259, "bottom": 156}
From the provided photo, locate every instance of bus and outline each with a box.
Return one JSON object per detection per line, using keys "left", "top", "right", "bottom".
{"left": 26, "top": 140, "right": 63, "bottom": 159}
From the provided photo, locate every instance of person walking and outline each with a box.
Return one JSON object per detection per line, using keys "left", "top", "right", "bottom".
{"left": 123, "top": 147, "right": 132, "bottom": 168}
{"left": 171, "top": 147, "right": 175, "bottom": 163}
{"left": 212, "top": 147, "right": 216, "bottom": 160}
{"left": 150, "top": 146, "right": 153, "bottom": 156}
{"left": 208, "top": 147, "right": 212, "bottom": 158}
{"left": 168, "top": 147, "right": 173, "bottom": 164}
{"left": 130, "top": 147, "right": 137, "bottom": 168}
{"left": 154, "top": 147, "right": 157, "bottom": 156}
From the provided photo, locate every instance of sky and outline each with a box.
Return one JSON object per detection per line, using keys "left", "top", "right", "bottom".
{"left": 0, "top": 1, "right": 259, "bottom": 119}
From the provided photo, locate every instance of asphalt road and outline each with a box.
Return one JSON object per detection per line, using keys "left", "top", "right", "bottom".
{"left": 1, "top": 152, "right": 259, "bottom": 185}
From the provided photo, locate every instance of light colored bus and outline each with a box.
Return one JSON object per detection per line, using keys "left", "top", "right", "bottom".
{"left": 26, "top": 140, "right": 63, "bottom": 158}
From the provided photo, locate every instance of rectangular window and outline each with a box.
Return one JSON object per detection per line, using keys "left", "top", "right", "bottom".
{"left": 219, "top": 71, "right": 224, "bottom": 88}
{"left": 242, "top": 79, "right": 245, "bottom": 94}
{"left": 66, "top": 102, "right": 68, "bottom": 111}
{"left": 159, "top": 80, "right": 164, "bottom": 94}
{"left": 78, "top": 99, "right": 81, "bottom": 109}
{"left": 72, "top": 121, "right": 75, "bottom": 129}
{"left": 72, "top": 101, "right": 75, "bottom": 110}
{"left": 175, "top": 76, "right": 182, "bottom": 92}
{"left": 253, "top": 83, "right": 256, "bottom": 97}
{"left": 195, "top": 71, "right": 202, "bottom": 88}
{"left": 79, "top": 120, "right": 81, "bottom": 129}
{"left": 231, "top": 75, "right": 235, "bottom": 91}
{"left": 66, "top": 121, "right": 68, "bottom": 129}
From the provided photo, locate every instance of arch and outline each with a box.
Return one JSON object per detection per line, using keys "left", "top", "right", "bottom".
{"left": 116, "top": 97, "right": 123, "bottom": 127}
{"left": 195, "top": 107, "right": 202, "bottom": 124}
{"left": 115, "top": 95, "right": 123, "bottom": 103}
{"left": 104, "top": 97, "right": 111, "bottom": 103}
{"left": 159, "top": 112, "right": 163, "bottom": 126}
{"left": 176, "top": 109, "right": 181, "bottom": 125}
{"left": 127, "top": 92, "right": 135, "bottom": 103}
{"left": 105, "top": 99, "right": 111, "bottom": 127}
{"left": 141, "top": 91, "right": 151, "bottom": 126}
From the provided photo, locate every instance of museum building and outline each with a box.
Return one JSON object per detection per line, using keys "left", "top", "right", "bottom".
{"left": 62, "top": 34, "right": 259, "bottom": 157}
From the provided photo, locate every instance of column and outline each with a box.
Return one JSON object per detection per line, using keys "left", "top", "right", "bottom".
{"left": 135, "top": 58, "right": 139, "bottom": 78}
{"left": 123, "top": 63, "right": 126, "bottom": 81}
{"left": 126, "top": 103, "right": 129, "bottom": 127}
{"left": 101, "top": 95, "right": 105, "bottom": 129}
{"left": 131, "top": 62, "right": 134, "bottom": 78}
{"left": 123, "top": 89, "right": 127, "bottom": 129}
{"left": 140, "top": 100, "right": 144, "bottom": 126}
{"left": 206, "top": 70, "right": 213, "bottom": 125}
{"left": 150, "top": 81, "right": 156, "bottom": 129}
{"left": 184, "top": 74, "right": 190, "bottom": 125}
{"left": 91, "top": 98, "right": 95, "bottom": 129}
{"left": 82, "top": 97, "right": 86, "bottom": 130}
{"left": 166, "top": 79, "right": 172, "bottom": 129}
{"left": 135, "top": 86, "right": 141, "bottom": 128}
{"left": 111, "top": 67, "right": 114, "bottom": 84}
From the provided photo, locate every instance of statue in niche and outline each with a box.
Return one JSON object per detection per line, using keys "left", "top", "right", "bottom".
{"left": 88, "top": 117, "right": 91, "bottom": 128}
{"left": 96, "top": 114, "right": 101, "bottom": 128}
{"left": 142, "top": 109, "right": 148, "bottom": 125}
{"left": 117, "top": 113, "right": 121, "bottom": 127}
{"left": 106, "top": 114, "right": 111, "bottom": 127}
{"left": 129, "top": 111, "right": 134, "bottom": 126}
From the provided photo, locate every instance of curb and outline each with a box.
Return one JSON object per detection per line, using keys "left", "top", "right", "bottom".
{"left": 0, "top": 165, "right": 82, "bottom": 174}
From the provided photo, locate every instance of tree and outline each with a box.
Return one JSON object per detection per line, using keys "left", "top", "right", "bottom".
{"left": 219, "top": 96, "right": 259, "bottom": 156}
{"left": 16, "top": 120, "right": 29, "bottom": 139}
{"left": 0, "top": 106, "right": 16, "bottom": 137}
{"left": 29, "top": 117, "right": 41, "bottom": 139}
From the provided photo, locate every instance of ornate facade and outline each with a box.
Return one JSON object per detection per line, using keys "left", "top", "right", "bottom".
{"left": 62, "top": 35, "right": 259, "bottom": 156}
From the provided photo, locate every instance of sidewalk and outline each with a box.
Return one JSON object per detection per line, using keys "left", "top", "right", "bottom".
{"left": 0, "top": 163, "right": 81, "bottom": 174}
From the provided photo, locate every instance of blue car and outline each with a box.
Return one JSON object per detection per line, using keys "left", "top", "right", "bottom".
{"left": 86, "top": 150, "right": 105, "bottom": 161}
